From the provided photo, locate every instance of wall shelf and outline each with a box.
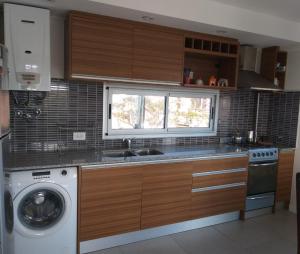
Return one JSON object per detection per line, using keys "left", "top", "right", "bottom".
{"left": 183, "top": 34, "right": 239, "bottom": 90}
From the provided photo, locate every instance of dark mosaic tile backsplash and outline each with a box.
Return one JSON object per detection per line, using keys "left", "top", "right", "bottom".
{"left": 9, "top": 79, "right": 300, "bottom": 152}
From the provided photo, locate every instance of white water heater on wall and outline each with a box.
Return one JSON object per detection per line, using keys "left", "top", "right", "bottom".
{"left": 4, "top": 3, "right": 50, "bottom": 91}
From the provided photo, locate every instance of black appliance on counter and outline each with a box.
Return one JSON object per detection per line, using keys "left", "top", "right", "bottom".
{"left": 245, "top": 146, "right": 279, "bottom": 215}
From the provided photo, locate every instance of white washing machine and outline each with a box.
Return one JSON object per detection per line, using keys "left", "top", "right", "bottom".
{"left": 10, "top": 167, "right": 77, "bottom": 254}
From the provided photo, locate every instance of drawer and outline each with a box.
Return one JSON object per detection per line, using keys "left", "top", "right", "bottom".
{"left": 191, "top": 183, "right": 246, "bottom": 219}
{"left": 192, "top": 168, "right": 247, "bottom": 188}
{"left": 191, "top": 157, "right": 248, "bottom": 173}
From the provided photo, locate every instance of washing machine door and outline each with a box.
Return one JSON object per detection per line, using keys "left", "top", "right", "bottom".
{"left": 14, "top": 182, "right": 71, "bottom": 237}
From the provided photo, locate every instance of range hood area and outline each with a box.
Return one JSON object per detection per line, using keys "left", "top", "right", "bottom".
{"left": 238, "top": 46, "right": 283, "bottom": 91}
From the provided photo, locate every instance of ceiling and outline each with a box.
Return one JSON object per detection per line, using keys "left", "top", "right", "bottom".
{"left": 211, "top": 0, "right": 300, "bottom": 23}
{"left": 1, "top": 0, "right": 300, "bottom": 49}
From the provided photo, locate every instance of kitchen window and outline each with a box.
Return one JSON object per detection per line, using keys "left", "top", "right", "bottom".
{"left": 103, "top": 84, "right": 219, "bottom": 139}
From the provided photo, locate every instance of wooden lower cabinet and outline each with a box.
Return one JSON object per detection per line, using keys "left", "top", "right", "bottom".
{"left": 191, "top": 157, "right": 248, "bottom": 219}
{"left": 191, "top": 186, "right": 247, "bottom": 219}
{"left": 79, "top": 166, "right": 142, "bottom": 241}
{"left": 78, "top": 156, "right": 248, "bottom": 241}
{"left": 141, "top": 162, "right": 193, "bottom": 229}
{"left": 276, "top": 150, "right": 295, "bottom": 206}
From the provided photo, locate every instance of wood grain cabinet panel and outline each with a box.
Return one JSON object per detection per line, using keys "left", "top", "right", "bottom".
{"left": 260, "top": 46, "right": 278, "bottom": 82}
{"left": 191, "top": 156, "right": 248, "bottom": 219}
{"left": 79, "top": 166, "right": 142, "bottom": 241}
{"left": 191, "top": 186, "right": 246, "bottom": 219}
{"left": 191, "top": 157, "right": 248, "bottom": 173}
{"left": 132, "top": 28, "right": 184, "bottom": 83}
{"left": 193, "top": 170, "right": 247, "bottom": 189}
{"left": 276, "top": 151, "right": 295, "bottom": 205}
{"left": 141, "top": 162, "right": 193, "bottom": 229}
{"left": 68, "top": 12, "right": 134, "bottom": 79}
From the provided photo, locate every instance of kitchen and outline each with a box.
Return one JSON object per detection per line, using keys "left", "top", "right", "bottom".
{"left": 0, "top": 0, "right": 299, "bottom": 254}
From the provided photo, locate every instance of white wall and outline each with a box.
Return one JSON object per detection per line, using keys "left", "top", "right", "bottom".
{"left": 285, "top": 49, "right": 300, "bottom": 91}
{"left": 289, "top": 108, "right": 300, "bottom": 213}
{"left": 275, "top": 47, "right": 300, "bottom": 212}
{"left": 276, "top": 49, "right": 300, "bottom": 212}
{"left": 50, "top": 15, "right": 65, "bottom": 79}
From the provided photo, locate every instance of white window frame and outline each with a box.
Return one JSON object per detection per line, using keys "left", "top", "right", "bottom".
{"left": 103, "top": 83, "right": 219, "bottom": 139}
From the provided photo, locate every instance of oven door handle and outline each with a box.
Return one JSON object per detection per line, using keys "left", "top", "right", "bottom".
{"left": 247, "top": 194, "right": 275, "bottom": 200}
{"left": 249, "top": 162, "right": 277, "bottom": 167}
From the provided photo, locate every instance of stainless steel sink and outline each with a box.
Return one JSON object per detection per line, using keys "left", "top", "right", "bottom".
{"left": 135, "top": 149, "right": 164, "bottom": 156}
{"left": 102, "top": 148, "right": 164, "bottom": 158}
{"left": 102, "top": 150, "right": 136, "bottom": 158}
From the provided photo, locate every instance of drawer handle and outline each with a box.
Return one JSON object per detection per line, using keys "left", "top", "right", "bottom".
{"left": 192, "top": 168, "right": 247, "bottom": 177}
{"left": 192, "top": 182, "right": 246, "bottom": 193}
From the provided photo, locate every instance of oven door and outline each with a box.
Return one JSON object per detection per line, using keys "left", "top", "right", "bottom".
{"left": 247, "top": 161, "right": 278, "bottom": 196}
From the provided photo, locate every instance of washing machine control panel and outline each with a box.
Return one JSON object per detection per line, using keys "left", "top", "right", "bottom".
{"left": 30, "top": 168, "right": 72, "bottom": 181}
{"left": 32, "top": 170, "right": 51, "bottom": 180}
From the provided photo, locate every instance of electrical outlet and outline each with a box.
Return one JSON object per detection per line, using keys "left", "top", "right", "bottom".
{"left": 73, "top": 132, "right": 86, "bottom": 141}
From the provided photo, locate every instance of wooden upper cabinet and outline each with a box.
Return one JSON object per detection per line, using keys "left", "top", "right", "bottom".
{"left": 66, "top": 11, "right": 184, "bottom": 83}
{"left": 276, "top": 150, "right": 295, "bottom": 205}
{"left": 132, "top": 28, "right": 184, "bottom": 83}
{"left": 67, "top": 12, "right": 134, "bottom": 79}
{"left": 79, "top": 166, "right": 142, "bottom": 241}
{"left": 67, "top": 11, "right": 240, "bottom": 87}
{"left": 260, "top": 46, "right": 287, "bottom": 89}
{"left": 260, "top": 46, "right": 279, "bottom": 82}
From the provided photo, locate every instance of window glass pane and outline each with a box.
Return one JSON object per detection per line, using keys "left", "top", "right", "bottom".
{"left": 144, "top": 96, "right": 165, "bottom": 129}
{"left": 112, "top": 94, "right": 141, "bottom": 129}
{"left": 168, "top": 96, "right": 212, "bottom": 128}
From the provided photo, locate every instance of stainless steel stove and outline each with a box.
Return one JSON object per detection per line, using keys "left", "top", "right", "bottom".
{"left": 246, "top": 147, "right": 279, "bottom": 215}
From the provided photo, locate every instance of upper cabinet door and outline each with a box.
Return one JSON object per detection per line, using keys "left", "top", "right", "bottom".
{"left": 132, "top": 28, "right": 184, "bottom": 83}
{"left": 67, "top": 13, "right": 134, "bottom": 79}
{"left": 260, "top": 46, "right": 279, "bottom": 82}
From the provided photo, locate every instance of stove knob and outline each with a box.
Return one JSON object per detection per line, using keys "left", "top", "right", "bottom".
{"left": 262, "top": 153, "right": 265, "bottom": 157}
{"left": 270, "top": 152, "right": 273, "bottom": 156}
{"left": 252, "top": 153, "right": 257, "bottom": 158}
{"left": 257, "top": 153, "right": 261, "bottom": 157}
{"left": 266, "top": 152, "right": 269, "bottom": 156}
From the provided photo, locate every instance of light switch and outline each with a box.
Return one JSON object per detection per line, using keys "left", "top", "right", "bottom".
{"left": 73, "top": 132, "right": 86, "bottom": 141}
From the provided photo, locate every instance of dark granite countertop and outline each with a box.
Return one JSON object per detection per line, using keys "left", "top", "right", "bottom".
{"left": 4, "top": 144, "right": 249, "bottom": 172}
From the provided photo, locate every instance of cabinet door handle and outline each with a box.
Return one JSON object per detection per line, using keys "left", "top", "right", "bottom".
{"left": 192, "top": 182, "right": 246, "bottom": 193}
{"left": 192, "top": 168, "right": 247, "bottom": 177}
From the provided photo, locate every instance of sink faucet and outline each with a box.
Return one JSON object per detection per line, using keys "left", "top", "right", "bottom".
{"left": 123, "top": 138, "right": 133, "bottom": 150}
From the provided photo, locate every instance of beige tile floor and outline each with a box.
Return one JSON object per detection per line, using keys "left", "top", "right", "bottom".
{"left": 89, "top": 210, "right": 297, "bottom": 254}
